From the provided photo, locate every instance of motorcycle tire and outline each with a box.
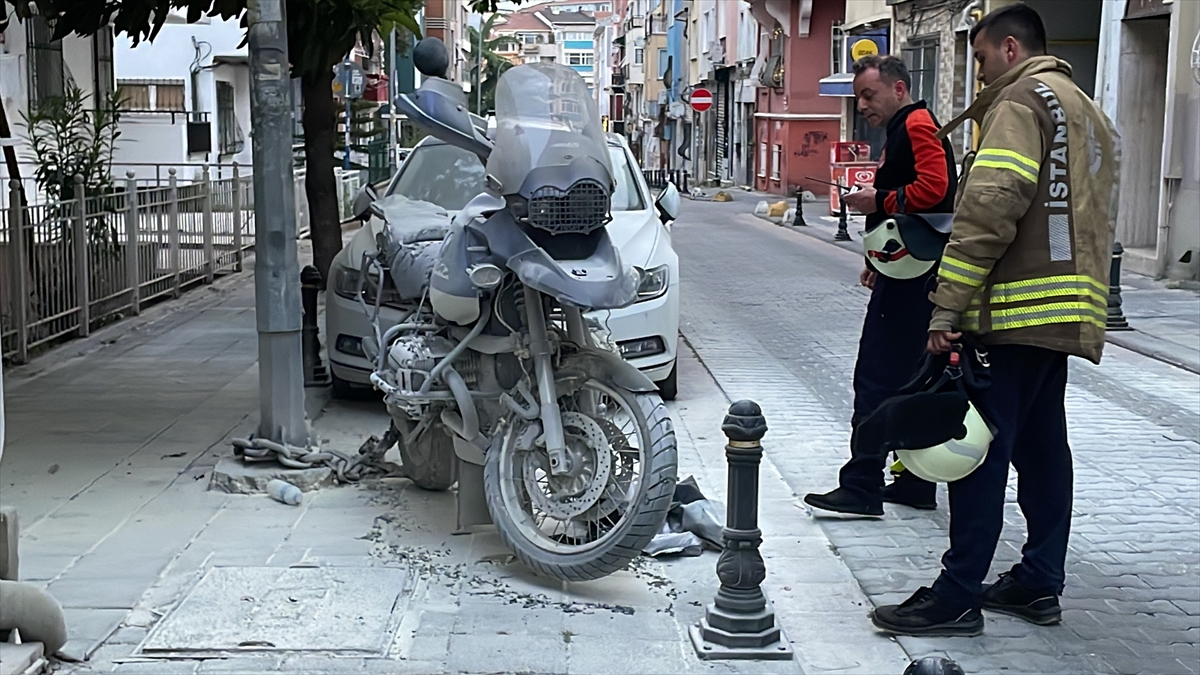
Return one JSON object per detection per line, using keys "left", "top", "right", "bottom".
{"left": 401, "top": 423, "right": 457, "bottom": 491}
{"left": 484, "top": 381, "right": 678, "bottom": 581}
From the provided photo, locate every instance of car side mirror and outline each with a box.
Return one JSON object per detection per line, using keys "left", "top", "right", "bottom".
{"left": 353, "top": 184, "right": 379, "bottom": 222}
{"left": 655, "top": 182, "right": 681, "bottom": 224}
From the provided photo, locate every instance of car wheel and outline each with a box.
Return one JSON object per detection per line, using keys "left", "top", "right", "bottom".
{"left": 655, "top": 362, "right": 678, "bottom": 401}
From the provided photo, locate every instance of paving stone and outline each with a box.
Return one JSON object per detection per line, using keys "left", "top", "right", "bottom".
{"left": 446, "top": 632, "right": 568, "bottom": 674}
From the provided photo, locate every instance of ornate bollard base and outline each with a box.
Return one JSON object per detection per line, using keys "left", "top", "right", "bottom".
{"left": 689, "top": 596, "right": 793, "bottom": 660}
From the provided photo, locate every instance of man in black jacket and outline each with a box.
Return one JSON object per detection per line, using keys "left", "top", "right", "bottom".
{"left": 805, "top": 55, "right": 957, "bottom": 516}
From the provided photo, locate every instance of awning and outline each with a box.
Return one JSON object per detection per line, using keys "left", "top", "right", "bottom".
{"left": 818, "top": 73, "right": 855, "bottom": 97}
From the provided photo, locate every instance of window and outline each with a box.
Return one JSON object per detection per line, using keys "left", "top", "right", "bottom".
{"left": 737, "top": 8, "right": 758, "bottom": 62}
{"left": 521, "top": 33, "right": 541, "bottom": 44}
{"left": 771, "top": 144, "right": 781, "bottom": 181}
{"left": 564, "top": 32, "right": 592, "bottom": 41}
{"left": 758, "top": 140, "right": 767, "bottom": 178}
{"left": 902, "top": 39, "right": 939, "bottom": 116}
{"left": 26, "top": 16, "right": 64, "bottom": 108}
{"left": 540, "top": 56, "right": 556, "bottom": 63}
{"left": 635, "top": 48, "right": 644, "bottom": 64}
{"left": 568, "top": 52, "right": 594, "bottom": 66}
{"left": 657, "top": 48, "right": 669, "bottom": 78}
{"left": 116, "top": 82, "right": 185, "bottom": 111}
{"left": 217, "top": 81, "right": 244, "bottom": 155}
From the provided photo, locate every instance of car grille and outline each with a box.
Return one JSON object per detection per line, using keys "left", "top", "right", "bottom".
{"left": 527, "top": 180, "right": 610, "bottom": 235}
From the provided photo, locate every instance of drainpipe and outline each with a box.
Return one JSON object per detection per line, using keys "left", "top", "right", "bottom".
{"left": 960, "top": 1, "right": 982, "bottom": 153}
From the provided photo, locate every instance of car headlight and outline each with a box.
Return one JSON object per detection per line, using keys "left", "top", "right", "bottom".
{"left": 635, "top": 264, "right": 669, "bottom": 302}
{"left": 333, "top": 264, "right": 361, "bottom": 300}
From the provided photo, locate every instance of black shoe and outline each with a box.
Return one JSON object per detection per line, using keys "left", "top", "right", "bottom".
{"left": 803, "top": 488, "right": 883, "bottom": 517}
{"left": 982, "top": 572, "right": 1062, "bottom": 625}
{"left": 870, "top": 587, "right": 984, "bottom": 637}
{"left": 882, "top": 470, "right": 937, "bottom": 510}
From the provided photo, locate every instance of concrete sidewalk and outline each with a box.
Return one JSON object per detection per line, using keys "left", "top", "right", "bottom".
{"left": 731, "top": 187, "right": 1200, "bottom": 374}
{"left": 0, "top": 256, "right": 910, "bottom": 673}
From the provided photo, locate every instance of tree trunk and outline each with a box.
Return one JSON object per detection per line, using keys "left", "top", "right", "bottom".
{"left": 301, "top": 68, "right": 343, "bottom": 287}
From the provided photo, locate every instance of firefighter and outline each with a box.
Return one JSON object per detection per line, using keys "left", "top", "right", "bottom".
{"left": 870, "top": 4, "right": 1120, "bottom": 636}
{"left": 804, "top": 54, "right": 956, "bottom": 517}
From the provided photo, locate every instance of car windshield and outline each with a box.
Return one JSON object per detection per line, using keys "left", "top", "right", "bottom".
{"left": 386, "top": 143, "right": 488, "bottom": 210}
{"left": 386, "top": 143, "right": 645, "bottom": 212}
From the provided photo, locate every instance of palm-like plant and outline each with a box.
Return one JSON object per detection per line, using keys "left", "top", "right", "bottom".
{"left": 467, "top": 14, "right": 515, "bottom": 116}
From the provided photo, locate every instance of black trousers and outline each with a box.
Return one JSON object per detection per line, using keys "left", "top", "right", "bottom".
{"left": 839, "top": 271, "right": 937, "bottom": 504}
{"left": 932, "top": 343, "right": 1073, "bottom": 609}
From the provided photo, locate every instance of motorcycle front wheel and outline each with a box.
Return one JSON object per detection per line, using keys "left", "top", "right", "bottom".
{"left": 484, "top": 377, "right": 678, "bottom": 581}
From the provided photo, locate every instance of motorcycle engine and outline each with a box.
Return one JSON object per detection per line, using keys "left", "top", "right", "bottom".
{"left": 385, "top": 335, "right": 479, "bottom": 398}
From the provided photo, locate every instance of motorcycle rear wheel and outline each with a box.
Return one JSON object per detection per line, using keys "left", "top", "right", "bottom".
{"left": 484, "top": 377, "right": 678, "bottom": 581}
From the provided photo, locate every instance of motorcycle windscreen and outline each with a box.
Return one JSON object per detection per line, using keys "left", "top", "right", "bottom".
{"left": 487, "top": 63, "right": 613, "bottom": 196}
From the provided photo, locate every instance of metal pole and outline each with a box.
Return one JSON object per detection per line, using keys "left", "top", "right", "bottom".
{"left": 168, "top": 169, "right": 181, "bottom": 297}
{"left": 344, "top": 91, "right": 352, "bottom": 172}
{"left": 73, "top": 174, "right": 90, "bottom": 337}
{"left": 124, "top": 171, "right": 141, "bottom": 316}
{"left": 476, "top": 13, "right": 484, "bottom": 115}
{"left": 7, "top": 181, "right": 28, "bottom": 363}
{"left": 389, "top": 28, "right": 398, "bottom": 172}
{"left": 232, "top": 162, "right": 243, "bottom": 272}
{"left": 202, "top": 164, "right": 215, "bottom": 283}
{"left": 690, "top": 400, "right": 792, "bottom": 660}
{"left": 247, "top": 0, "right": 308, "bottom": 447}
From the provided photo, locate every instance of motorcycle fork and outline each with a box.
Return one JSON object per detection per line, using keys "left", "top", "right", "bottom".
{"left": 563, "top": 306, "right": 601, "bottom": 418}
{"left": 523, "top": 286, "right": 570, "bottom": 476}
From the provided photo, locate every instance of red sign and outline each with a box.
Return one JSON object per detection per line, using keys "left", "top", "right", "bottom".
{"left": 690, "top": 88, "right": 712, "bottom": 112}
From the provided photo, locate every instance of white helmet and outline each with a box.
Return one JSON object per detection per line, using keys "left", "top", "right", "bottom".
{"left": 863, "top": 212, "right": 954, "bottom": 280}
{"left": 862, "top": 218, "right": 937, "bottom": 280}
{"left": 895, "top": 402, "right": 993, "bottom": 483}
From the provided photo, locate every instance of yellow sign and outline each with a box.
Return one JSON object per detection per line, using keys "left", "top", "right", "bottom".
{"left": 851, "top": 39, "right": 879, "bottom": 62}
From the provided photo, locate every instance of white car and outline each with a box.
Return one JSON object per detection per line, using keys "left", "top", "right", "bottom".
{"left": 325, "top": 134, "right": 681, "bottom": 399}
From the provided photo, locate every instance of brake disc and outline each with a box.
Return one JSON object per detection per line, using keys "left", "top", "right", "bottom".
{"left": 522, "top": 411, "right": 612, "bottom": 520}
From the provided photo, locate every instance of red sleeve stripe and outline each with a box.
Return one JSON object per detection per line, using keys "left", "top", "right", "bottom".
{"left": 890, "top": 109, "right": 950, "bottom": 213}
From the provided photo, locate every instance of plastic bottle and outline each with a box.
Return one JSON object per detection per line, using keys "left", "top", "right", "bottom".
{"left": 266, "top": 479, "right": 303, "bottom": 506}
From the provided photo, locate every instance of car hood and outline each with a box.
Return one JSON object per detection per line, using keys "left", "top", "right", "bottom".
{"left": 604, "top": 210, "right": 661, "bottom": 267}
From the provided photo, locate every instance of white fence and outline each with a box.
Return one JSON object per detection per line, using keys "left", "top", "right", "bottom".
{"left": 2, "top": 167, "right": 362, "bottom": 363}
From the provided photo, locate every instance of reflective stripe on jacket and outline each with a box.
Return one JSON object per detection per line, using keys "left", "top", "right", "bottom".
{"left": 930, "top": 56, "right": 1120, "bottom": 364}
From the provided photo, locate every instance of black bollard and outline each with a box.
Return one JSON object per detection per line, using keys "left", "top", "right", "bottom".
{"left": 690, "top": 400, "right": 793, "bottom": 660}
{"left": 834, "top": 188, "right": 852, "bottom": 242}
{"left": 301, "top": 265, "right": 330, "bottom": 386}
{"left": 792, "top": 187, "right": 807, "bottom": 227}
{"left": 904, "top": 656, "right": 965, "bottom": 675}
{"left": 1106, "top": 241, "right": 1131, "bottom": 331}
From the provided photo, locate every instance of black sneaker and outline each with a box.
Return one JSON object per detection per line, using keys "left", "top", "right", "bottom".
{"left": 870, "top": 587, "right": 984, "bottom": 637}
{"left": 882, "top": 470, "right": 937, "bottom": 510}
{"left": 803, "top": 488, "right": 883, "bottom": 517}
{"left": 982, "top": 572, "right": 1062, "bottom": 625}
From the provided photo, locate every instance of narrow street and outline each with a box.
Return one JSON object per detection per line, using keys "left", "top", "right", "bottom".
{"left": 0, "top": 197, "right": 1196, "bottom": 675}
{"left": 671, "top": 196, "right": 1200, "bottom": 674}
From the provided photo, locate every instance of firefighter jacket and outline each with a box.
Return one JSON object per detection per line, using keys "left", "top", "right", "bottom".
{"left": 930, "top": 56, "right": 1120, "bottom": 364}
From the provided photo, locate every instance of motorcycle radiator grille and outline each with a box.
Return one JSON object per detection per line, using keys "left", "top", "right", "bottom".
{"left": 528, "top": 180, "right": 610, "bottom": 235}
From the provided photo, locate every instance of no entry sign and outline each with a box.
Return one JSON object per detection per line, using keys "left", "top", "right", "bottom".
{"left": 690, "top": 88, "right": 712, "bottom": 112}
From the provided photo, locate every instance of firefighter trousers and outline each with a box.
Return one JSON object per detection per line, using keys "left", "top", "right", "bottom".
{"left": 932, "top": 343, "right": 1073, "bottom": 608}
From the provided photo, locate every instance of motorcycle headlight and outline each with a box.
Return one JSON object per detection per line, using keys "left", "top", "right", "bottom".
{"left": 333, "top": 265, "right": 361, "bottom": 300}
{"left": 636, "top": 264, "right": 670, "bottom": 302}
